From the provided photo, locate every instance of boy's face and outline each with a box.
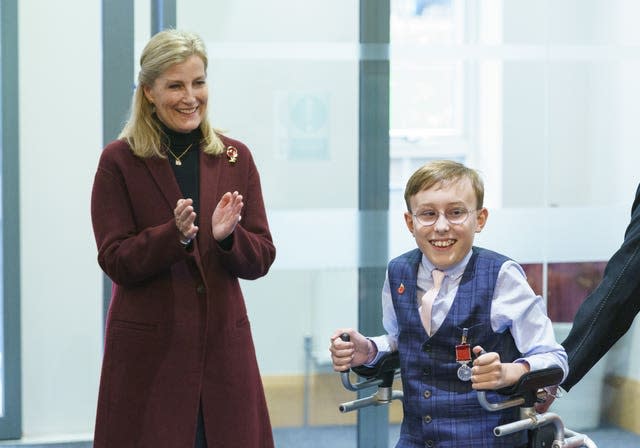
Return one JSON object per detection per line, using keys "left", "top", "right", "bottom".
{"left": 404, "top": 178, "right": 488, "bottom": 270}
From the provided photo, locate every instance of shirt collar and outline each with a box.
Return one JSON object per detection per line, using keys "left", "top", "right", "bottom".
{"left": 421, "top": 250, "right": 472, "bottom": 281}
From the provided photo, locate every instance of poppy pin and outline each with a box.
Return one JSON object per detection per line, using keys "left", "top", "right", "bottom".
{"left": 226, "top": 146, "right": 238, "bottom": 164}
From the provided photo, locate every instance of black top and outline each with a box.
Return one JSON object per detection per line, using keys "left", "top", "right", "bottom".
{"left": 158, "top": 121, "right": 233, "bottom": 250}
{"left": 160, "top": 121, "right": 202, "bottom": 225}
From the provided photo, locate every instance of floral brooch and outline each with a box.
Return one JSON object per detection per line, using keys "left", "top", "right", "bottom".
{"left": 226, "top": 146, "right": 238, "bottom": 164}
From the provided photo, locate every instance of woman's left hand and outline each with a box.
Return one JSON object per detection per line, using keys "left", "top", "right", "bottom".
{"left": 212, "top": 191, "right": 243, "bottom": 241}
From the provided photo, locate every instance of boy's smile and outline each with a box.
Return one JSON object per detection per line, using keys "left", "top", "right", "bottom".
{"left": 431, "top": 239, "right": 455, "bottom": 248}
{"left": 404, "top": 177, "right": 488, "bottom": 270}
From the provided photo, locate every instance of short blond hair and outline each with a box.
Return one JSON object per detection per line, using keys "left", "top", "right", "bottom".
{"left": 119, "top": 29, "right": 224, "bottom": 158}
{"left": 404, "top": 160, "right": 484, "bottom": 211}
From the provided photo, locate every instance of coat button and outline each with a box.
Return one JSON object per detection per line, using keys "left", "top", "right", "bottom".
{"left": 422, "top": 367, "right": 431, "bottom": 376}
{"left": 196, "top": 284, "right": 206, "bottom": 295}
{"left": 421, "top": 342, "right": 431, "bottom": 353}
{"left": 423, "top": 390, "right": 432, "bottom": 399}
{"left": 425, "top": 441, "right": 434, "bottom": 448}
{"left": 423, "top": 415, "right": 432, "bottom": 423}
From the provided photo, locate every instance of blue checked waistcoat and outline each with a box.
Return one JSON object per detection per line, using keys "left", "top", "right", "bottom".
{"left": 389, "top": 247, "right": 526, "bottom": 448}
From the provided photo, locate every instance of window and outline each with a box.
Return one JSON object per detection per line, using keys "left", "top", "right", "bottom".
{"left": 390, "top": 0, "right": 471, "bottom": 208}
{"left": 389, "top": 0, "right": 504, "bottom": 217}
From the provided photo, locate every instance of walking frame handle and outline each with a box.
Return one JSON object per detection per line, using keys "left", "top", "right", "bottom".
{"left": 337, "top": 333, "right": 403, "bottom": 413}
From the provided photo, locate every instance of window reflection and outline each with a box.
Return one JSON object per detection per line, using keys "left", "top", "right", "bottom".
{"left": 389, "top": 0, "right": 640, "bottom": 439}
{"left": 390, "top": 0, "right": 468, "bottom": 202}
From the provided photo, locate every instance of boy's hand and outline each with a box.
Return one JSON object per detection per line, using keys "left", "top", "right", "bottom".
{"left": 470, "top": 345, "right": 530, "bottom": 390}
{"left": 329, "top": 329, "right": 376, "bottom": 371}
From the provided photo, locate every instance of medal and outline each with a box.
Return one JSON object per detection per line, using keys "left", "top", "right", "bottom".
{"left": 455, "top": 328, "right": 472, "bottom": 381}
{"left": 457, "top": 363, "right": 472, "bottom": 381}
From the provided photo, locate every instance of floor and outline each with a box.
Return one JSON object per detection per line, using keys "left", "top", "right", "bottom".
{"left": 0, "top": 424, "right": 637, "bottom": 447}
{"left": 272, "top": 424, "right": 640, "bottom": 447}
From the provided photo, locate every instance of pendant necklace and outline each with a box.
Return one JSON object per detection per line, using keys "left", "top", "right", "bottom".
{"left": 167, "top": 143, "right": 194, "bottom": 166}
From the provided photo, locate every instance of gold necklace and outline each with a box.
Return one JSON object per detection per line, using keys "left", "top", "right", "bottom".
{"left": 166, "top": 143, "right": 194, "bottom": 166}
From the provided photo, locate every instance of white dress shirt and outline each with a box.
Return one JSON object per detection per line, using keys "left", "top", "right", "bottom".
{"left": 369, "top": 250, "right": 569, "bottom": 380}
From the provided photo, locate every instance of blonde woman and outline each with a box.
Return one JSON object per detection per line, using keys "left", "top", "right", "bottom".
{"left": 91, "top": 29, "right": 276, "bottom": 447}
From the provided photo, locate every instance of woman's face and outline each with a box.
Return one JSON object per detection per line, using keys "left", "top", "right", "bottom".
{"left": 143, "top": 55, "right": 208, "bottom": 133}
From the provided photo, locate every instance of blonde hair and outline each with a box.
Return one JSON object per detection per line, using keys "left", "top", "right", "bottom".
{"left": 119, "top": 29, "right": 224, "bottom": 158}
{"left": 404, "top": 160, "right": 484, "bottom": 211}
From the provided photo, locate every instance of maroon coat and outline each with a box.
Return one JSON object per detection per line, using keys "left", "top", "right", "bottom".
{"left": 91, "top": 135, "right": 276, "bottom": 447}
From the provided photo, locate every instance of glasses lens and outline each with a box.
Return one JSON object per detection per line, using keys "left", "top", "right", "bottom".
{"left": 414, "top": 208, "right": 472, "bottom": 226}
{"left": 415, "top": 211, "right": 437, "bottom": 226}
{"left": 446, "top": 208, "right": 469, "bottom": 224}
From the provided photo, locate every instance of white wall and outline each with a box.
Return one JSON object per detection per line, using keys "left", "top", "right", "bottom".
{"left": 18, "top": 0, "right": 103, "bottom": 439}
{"left": 177, "top": 0, "right": 361, "bottom": 374}
{"left": 502, "top": 0, "right": 640, "bottom": 208}
{"left": 500, "top": 0, "right": 640, "bottom": 387}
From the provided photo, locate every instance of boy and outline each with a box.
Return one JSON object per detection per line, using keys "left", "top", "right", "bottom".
{"left": 330, "top": 160, "right": 567, "bottom": 447}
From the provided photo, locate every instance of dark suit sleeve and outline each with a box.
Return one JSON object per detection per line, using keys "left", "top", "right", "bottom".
{"left": 561, "top": 183, "right": 640, "bottom": 390}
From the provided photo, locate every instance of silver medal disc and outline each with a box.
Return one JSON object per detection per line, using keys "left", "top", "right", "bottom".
{"left": 457, "top": 363, "right": 472, "bottom": 381}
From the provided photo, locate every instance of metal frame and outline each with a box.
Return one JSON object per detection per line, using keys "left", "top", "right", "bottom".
{"left": 0, "top": 0, "right": 22, "bottom": 439}
{"left": 358, "top": 1, "right": 390, "bottom": 446}
{"left": 101, "top": 0, "right": 136, "bottom": 330}
{"left": 151, "top": 0, "right": 177, "bottom": 35}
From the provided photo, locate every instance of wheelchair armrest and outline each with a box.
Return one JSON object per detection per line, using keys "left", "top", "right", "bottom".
{"left": 340, "top": 351, "right": 400, "bottom": 393}
{"left": 478, "top": 366, "right": 564, "bottom": 411}
{"left": 495, "top": 366, "right": 564, "bottom": 397}
{"left": 351, "top": 351, "right": 400, "bottom": 380}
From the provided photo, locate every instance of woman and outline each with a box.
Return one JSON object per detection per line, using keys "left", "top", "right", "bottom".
{"left": 91, "top": 29, "right": 276, "bottom": 447}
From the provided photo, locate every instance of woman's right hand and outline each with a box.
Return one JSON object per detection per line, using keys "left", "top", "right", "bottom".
{"left": 174, "top": 198, "right": 199, "bottom": 242}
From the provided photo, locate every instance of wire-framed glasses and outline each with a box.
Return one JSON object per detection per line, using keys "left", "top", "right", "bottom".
{"left": 412, "top": 207, "right": 476, "bottom": 227}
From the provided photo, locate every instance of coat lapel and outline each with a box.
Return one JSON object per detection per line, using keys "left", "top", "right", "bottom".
{"left": 142, "top": 156, "right": 183, "bottom": 211}
{"left": 142, "top": 155, "right": 205, "bottom": 268}
{"left": 198, "top": 150, "right": 223, "bottom": 254}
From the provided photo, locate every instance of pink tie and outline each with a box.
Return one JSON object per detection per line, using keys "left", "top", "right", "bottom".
{"left": 420, "top": 269, "right": 445, "bottom": 336}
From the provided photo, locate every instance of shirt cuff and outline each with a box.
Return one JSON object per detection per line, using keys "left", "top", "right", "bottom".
{"left": 365, "top": 336, "right": 393, "bottom": 366}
